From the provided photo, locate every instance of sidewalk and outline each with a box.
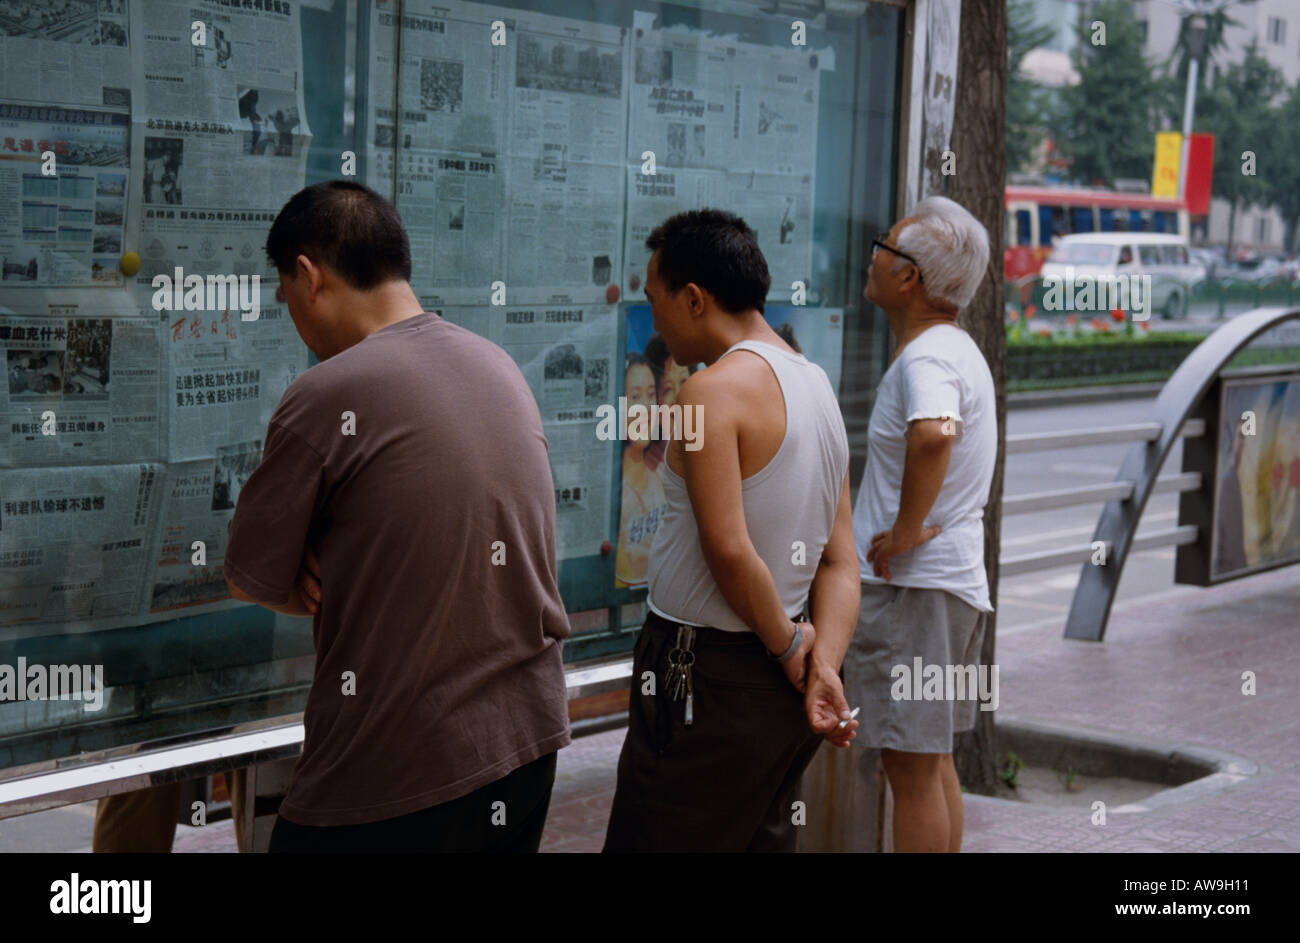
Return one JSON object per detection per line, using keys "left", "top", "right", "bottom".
{"left": 116, "top": 566, "right": 1300, "bottom": 853}
{"left": 541, "top": 566, "right": 1300, "bottom": 853}
{"left": 960, "top": 565, "right": 1300, "bottom": 852}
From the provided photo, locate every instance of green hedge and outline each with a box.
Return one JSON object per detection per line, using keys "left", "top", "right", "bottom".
{"left": 1009, "top": 337, "right": 1199, "bottom": 388}
{"left": 1007, "top": 337, "right": 1300, "bottom": 391}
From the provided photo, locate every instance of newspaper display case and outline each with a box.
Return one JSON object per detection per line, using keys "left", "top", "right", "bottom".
{"left": 0, "top": 0, "right": 908, "bottom": 812}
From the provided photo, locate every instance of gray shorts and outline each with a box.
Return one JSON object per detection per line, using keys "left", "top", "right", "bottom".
{"left": 843, "top": 581, "right": 988, "bottom": 754}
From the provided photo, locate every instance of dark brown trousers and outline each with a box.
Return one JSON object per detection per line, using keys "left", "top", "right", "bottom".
{"left": 603, "top": 610, "right": 822, "bottom": 852}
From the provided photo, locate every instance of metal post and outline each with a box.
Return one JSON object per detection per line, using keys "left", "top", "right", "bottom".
{"left": 1177, "top": 57, "right": 1198, "bottom": 202}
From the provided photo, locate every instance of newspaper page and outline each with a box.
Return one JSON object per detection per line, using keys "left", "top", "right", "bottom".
{"left": 504, "top": 9, "right": 626, "bottom": 303}
{"left": 368, "top": 0, "right": 629, "bottom": 306}
{"left": 625, "top": 21, "right": 819, "bottom": 301}
{"left": 125, "top": 0, "right": 312, "bottom": 280}
{"left": 441, "top": 304, "right": 616, "bottom": 561}
{"left": 123, "top": 0, "right": 312, "bottom": 461}
{"left": 0, "top": 289, "right": 162, "bottom": 466}
{"left": 124, "top": 0, "right": 311, "bottom": 266}
{"left": 917, "top": 0, "right": 959, "bottom": 204}
{"left": 367, "top": 0, "right": 510, "bottom": 306}
{"left": 143, "top": 451, "right": 259, "bottom": 618}
{"left": 624, "top": 166, "right": 813, "bottom": 299}
{"left": 0, "top": 462, "right": 163, "bottom": 633}
{"left": 0, "top": 0, "right": 132, "bottom": 108}
{"left": 0, "top": 102, "right": 132, "bottom": 289}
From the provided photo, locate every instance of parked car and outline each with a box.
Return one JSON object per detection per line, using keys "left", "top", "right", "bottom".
{"left": 1229, "top": 254, "right": 1290, "bottom": 283}
{"left": 1040, "top": 233, "right": 1205, "bottom": 318}
{"left": 1188, "top": 246, "right": 1226, "bottom": 281}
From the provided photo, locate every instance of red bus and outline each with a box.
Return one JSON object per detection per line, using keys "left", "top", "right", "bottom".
{"left": 1004, "top": 185, "right": 1190, "bottom": 280}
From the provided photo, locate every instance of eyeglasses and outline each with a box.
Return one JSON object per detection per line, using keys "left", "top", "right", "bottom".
{"left": 871, "top": 232, "right": 924, "bottom": 283}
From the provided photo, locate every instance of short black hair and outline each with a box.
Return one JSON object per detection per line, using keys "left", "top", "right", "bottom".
{"left": 266, "top": 180, "right": 411, "bottom": 290}
{"left": 645, "top": 208, "right": 770, "bottom": 315}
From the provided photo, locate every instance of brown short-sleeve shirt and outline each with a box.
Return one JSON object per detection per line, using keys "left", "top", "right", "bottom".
{"left": 225, "top": 312, "right": 571, "bottom": 826}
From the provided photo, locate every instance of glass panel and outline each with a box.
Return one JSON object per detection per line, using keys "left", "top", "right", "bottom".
{"left": 1040, "top": 204, "right": 1065, "bottom": 245}
{"left": 1046, "top": 243, "right": 1115, "bottom": 266}
{"left": 1015, "top": 209, "right": 1032, "bottom": 246}
{"left": 0, "top": 0, "right": 362, "bottom": 777}
{"left": 0, "top": 0, "right": 904, "bottom": 776}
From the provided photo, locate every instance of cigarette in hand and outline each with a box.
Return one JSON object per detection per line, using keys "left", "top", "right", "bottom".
{"left": 837, "top": 706, "right": 860, "bottom": 729}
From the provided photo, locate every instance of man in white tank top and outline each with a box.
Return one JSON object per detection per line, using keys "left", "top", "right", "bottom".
{"left": 845, "top": 196, "right": 997, "bottom": 854}
{"left": 604, "top": 209, "right": 861, "bottom": 852}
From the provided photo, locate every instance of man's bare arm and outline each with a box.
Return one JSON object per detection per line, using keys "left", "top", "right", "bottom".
{"left": 867, "top": 418, "right": 953, "bottom": 580}
{"left": 675, "top": 372, "right": 797, "bottom": 657}
{"left": 808, "top": 470, "right": 860, "bottom": 673}
{"left": 894, "top": 418, "right": 954, "bottom": 537}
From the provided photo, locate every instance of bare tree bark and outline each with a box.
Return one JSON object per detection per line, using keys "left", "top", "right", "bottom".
{"left": 947, "top": 0, "right": 1008, "bottom": 796}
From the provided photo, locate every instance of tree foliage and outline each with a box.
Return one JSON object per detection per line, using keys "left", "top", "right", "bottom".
{"left": 1263, "top": 81, "right": 1300, "bottom": 251}
{"left": 1055, "top": 0, "right": 1168, "bottom": 186}
{"left": 1006, "top": 0, "right": 1054, "bottom": 174}
{"left": 1194, "top": 43, "right": 1284, "bottom": 251}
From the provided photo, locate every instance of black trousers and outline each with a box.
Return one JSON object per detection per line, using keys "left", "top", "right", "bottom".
{"left": 268, "top": 752, "right": 557, "bottom": 853}
{"left": 603, "top": 611, "right": 823, "bottom": 852}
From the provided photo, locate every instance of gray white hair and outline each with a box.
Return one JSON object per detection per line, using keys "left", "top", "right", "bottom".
{"left": 893, "top": 196, "right": 990, "bottom": 310}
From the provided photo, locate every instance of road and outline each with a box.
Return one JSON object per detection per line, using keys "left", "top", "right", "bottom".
{"left": 999, "top": 392, "right": 1181, "bottom": 632}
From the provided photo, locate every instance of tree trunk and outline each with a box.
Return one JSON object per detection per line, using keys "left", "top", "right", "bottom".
{"left": 947, "top": 0, "right": 1008, "bottom": 796}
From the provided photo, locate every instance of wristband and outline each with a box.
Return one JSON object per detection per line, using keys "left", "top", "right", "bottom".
{"left": 770, "top": 621, "right": 803, "bottom": 664}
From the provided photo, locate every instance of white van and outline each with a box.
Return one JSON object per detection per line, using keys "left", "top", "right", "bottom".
{"left": 1040, "top": 233, "right": 1206, "bottom": 319}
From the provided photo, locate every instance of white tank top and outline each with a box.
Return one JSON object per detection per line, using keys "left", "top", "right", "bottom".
{"left": 646, "top": 339, "right": 849, "bottom": 632}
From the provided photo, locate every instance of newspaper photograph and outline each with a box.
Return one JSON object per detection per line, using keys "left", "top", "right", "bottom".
{"left": 144, "top": 450, "right": 260, "bottom": 617}
{"left": 0, "top": 102, "right": 131, "bottom": 288}
{"left": 623, "top": 166, "right": 813, "bottom": 302}
{"left": 0, "top": 299, "right": 162, "bottom": 466}
{"left": 0, "top": 462, "right": 163, "bottom": 632}
{"left": 504, "top": 10, "right": 627, "bottom": 303}
{"left": 0, "top": 0, "right": 132, "bottom": 108}
{"left": 440, "top": 304, "right": 616, "bottom": 561}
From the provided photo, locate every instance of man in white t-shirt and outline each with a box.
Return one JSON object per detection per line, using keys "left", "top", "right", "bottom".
{"left": 845, "top": 196, "right": 996, "bottom": 853}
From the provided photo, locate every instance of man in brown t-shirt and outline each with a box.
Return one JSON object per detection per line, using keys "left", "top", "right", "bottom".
{"left": 224, "top": 180, "right": 570, "bottom": 852}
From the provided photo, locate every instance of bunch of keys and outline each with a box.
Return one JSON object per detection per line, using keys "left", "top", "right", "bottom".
{"left": 663, "top": 625, "right": 696, "bottom": 726}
